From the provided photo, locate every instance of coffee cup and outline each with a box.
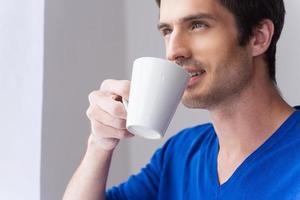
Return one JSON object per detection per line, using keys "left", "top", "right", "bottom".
{"left": 123, "top": 57, "right": 189, "bottom": 139}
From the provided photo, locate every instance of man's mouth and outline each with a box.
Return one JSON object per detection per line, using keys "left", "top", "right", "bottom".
{"left": 188, "top": 69, "right": 206, "bottom": 77}
{"left": 186, "top": 69, "right": 206, "bottom": 87}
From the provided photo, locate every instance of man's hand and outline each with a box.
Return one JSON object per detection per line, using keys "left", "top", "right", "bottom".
{"left": 63, "top": 79, "right": 133, "bottom": 200}
{"left": 86, "top": 79, "right": 134, "bottom": 151}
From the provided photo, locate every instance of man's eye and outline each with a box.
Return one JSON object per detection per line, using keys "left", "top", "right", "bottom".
{"left": 191, "top": 22, "right": 208, "bottom": 30}
{"left": 161, "top": 28, "right": 172, "bottom": 36}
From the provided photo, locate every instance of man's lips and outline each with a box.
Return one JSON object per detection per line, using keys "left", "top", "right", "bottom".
{"left": 183, "top": 67, "right": 206, "bottom": 76}
{"left": 184, "top": 67, "right": 206, "bottom": 87}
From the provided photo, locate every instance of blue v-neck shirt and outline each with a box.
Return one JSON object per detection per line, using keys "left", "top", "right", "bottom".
{"left": 106, "top": 110, "right": 300, "bottom": 199}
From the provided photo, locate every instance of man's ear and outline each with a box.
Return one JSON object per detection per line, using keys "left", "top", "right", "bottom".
{"left": 250, "top": 19, "right": 274, "bottom": 57}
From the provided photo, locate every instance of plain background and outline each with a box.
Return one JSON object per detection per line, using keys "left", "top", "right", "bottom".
{"left": 0, "top": 1, "right": 299, "bottom": 199}
{"left": 0, "top": 1, "right": 44, "bottom": 199}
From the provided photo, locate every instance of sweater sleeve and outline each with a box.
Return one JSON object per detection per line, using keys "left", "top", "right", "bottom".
{"left": 105, "top": 146, "right": 166, "bottom": 200}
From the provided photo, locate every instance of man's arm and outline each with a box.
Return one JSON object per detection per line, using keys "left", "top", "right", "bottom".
{"left": 63, "top": 135, "right": 113, "bottom": 200}
{"left": 63, "top": 80, "right": 132, "bottom": 200}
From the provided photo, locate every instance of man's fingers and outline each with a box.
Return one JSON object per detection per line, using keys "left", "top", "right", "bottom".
{"left": 100, "top": 79, "right": 130, "bottom": 100}
{"left": 85, "top": 79, "right": 133, "bottom": 151}
{"left": 86, "top": 104, "right": 127, "bottom": 129}
{"left": 91, "top": 120, "right": 134, "bottom": 139}
{"left": 88, "top": 91, "right": 127, "bottom": 119}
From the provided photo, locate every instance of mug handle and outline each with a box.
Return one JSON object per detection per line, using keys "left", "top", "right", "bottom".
{"left": 122, "top": 97, "right": 128, "bottom": 111}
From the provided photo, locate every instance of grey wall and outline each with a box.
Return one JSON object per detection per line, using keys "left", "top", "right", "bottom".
{"left": 277, "top": 1, "right": 300, "bottom": 106}
{"left": 42, "top": 1, "right": 129, "bottom": 199}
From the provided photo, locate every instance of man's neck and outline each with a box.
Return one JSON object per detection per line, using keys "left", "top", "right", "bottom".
{"left": 209, "top": 79, "right": 294, "bottom": 185}
{"left": 210, "top": 81, "right": 294, "bottom": 158}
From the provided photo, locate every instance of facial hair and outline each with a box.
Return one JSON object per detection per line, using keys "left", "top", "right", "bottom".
{"left": 180, "top": 51, "right": 252, "bottom": 110}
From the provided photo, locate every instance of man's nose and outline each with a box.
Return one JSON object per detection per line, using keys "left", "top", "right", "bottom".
{"left": 166, "top": 32, "right": 191, "bottom": 62}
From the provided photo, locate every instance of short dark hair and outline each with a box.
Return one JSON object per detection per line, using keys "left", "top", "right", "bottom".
{"left": 155, "top": 0, "right": 286, "bottom": 84}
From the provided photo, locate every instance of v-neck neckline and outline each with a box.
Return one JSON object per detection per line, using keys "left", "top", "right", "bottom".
{"left": 211, "top": 110, "right": 299, "bottom": 192}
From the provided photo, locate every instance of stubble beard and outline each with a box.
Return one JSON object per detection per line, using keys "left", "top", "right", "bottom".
{"left": 181, "top": 55, "right": 252, "bottom": 110}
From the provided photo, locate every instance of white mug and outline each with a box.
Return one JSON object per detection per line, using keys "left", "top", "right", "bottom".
{"left": 124, "top": 57, "right": 189, "bottom": 139}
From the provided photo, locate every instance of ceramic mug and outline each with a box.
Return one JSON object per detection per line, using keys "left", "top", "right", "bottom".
{"left": 123, "top": 57, "right": 189, "bottom": 139}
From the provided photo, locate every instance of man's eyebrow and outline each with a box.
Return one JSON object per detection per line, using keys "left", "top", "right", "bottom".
{"left": 157, "top": 13, "right": 216, "bottom": 30}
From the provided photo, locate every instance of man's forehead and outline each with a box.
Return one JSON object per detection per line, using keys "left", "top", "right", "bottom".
{"left": 159, "top": 0, "right": 221, "bottom": 23}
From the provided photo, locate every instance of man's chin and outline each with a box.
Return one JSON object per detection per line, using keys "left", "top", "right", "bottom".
{"left": 181, "top": 97, "right": 207, "bottom": 109}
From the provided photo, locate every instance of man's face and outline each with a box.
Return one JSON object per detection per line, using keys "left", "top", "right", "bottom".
{"left": 158, "top": 0, "right": 254, "bottom": 109}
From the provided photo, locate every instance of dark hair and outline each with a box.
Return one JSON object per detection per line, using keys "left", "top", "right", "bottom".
{"left": 155, "top": 0, "right": 286, "bottom": 83}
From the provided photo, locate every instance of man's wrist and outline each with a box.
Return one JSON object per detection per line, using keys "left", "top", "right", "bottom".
{"left": 87, "top": 133, "right": 119, "bottom": 153}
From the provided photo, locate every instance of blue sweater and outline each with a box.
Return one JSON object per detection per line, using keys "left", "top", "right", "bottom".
{"left": 106, "top": 110, "right": 300, "bottom": 199}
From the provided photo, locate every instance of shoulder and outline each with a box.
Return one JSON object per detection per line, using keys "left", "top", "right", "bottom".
{"left": 292, "top": 110, "right": 300, "bottom": 125}
{"left": 172, "top": 123, "right": 215, "bottom": 143}
{"left": 160, "top": 123, "right": 216, "bottom": 157}
{"left": 284, "top": 110, "right": 300, "bottom": 138}
{"left": 170, "top": 123, "right": 214, "bottom": 144}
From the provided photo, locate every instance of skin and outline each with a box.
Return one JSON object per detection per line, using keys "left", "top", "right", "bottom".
{"left": 63, "top": 0, "right": 294, "bottom": 199}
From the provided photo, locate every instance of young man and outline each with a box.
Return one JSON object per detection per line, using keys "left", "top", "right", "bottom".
{"left": 64, "top": 0, "right": 300, "bottom": 199}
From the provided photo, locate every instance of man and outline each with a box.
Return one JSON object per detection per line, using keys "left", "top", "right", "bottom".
{"left": 64, "top": 0, "right": 300, "bottom": 199}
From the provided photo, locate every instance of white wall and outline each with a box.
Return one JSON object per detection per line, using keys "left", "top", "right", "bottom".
{"left": 124, "top": 0, "right": 300, "bottom": 175}
{"left": 0, "top": 1, "right": 44, "bottom": 199}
